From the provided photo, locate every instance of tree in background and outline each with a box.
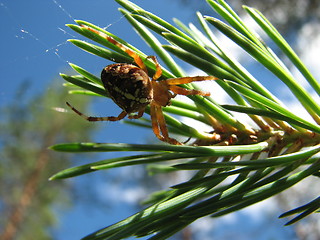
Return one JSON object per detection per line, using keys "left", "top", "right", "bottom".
{"left": 0, "top": 81, "right": 96, "bottom": 240}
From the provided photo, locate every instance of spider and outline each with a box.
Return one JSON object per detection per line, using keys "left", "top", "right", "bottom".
{"left": 66, "top": 25, "right": 217, "bottom": 145}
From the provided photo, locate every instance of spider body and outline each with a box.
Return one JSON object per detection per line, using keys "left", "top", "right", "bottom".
{"left": 101, "top": 63, "right": 152, "bottom": 113}
{"left": 67, "top": 25, "right": 218, "bottom": 145}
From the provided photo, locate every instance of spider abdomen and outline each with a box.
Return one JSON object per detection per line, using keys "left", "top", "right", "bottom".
{"left": 101, "top": 63, "right": 152, "bottom": 113}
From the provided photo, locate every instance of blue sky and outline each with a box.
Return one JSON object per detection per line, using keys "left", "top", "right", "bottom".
{"left": 1, "top": 1, "right": 204, "bottom": 239}
{"left": 1, "top": 0, "right": 314, "bottom": 239}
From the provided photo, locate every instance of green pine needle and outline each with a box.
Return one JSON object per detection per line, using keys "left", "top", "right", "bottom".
{"left": 51, "top": 0, "right": 320, "bottom": 239}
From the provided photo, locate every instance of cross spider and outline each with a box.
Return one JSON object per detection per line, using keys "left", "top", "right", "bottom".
{"left": 67, "top": 25, "right": 217, "bottom": 145}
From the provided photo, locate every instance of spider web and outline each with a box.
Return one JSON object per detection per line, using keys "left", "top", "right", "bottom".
{"left": 0, "top": 0, "right": 130, "bottom": 66}
{"left": 0, "top": 0, "right": 133, "bottom": 107}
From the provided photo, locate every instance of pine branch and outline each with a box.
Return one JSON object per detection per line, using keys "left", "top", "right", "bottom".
{"left": 52, "top": 0, "right": 320, "bottom": 239}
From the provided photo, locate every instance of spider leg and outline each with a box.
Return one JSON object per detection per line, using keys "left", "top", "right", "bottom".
{"left": 165, "top": 76, "right": 216, "bottom": 96}
{"left": 81, "top": 25, "right": 148, "bottom": 73}
{"left": 165, "top": 76, "right": 217, "bottom": 85}
{"left": 150, "top": 103, "right": 182, "bottom": 145}
{"left": 150, "top": 104, "right": 162, "bottom": 140}
{"left": 146, "top": 56, "right": 162, "bottom": 81}
{"left": 169, "top": 85, "right": 210, "bottom": 96}
{"left": 66, "top": 102, "right": 127, "bottom": 122}
{"left": 128, "top": 109, "right": 145, "bottom": 119}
